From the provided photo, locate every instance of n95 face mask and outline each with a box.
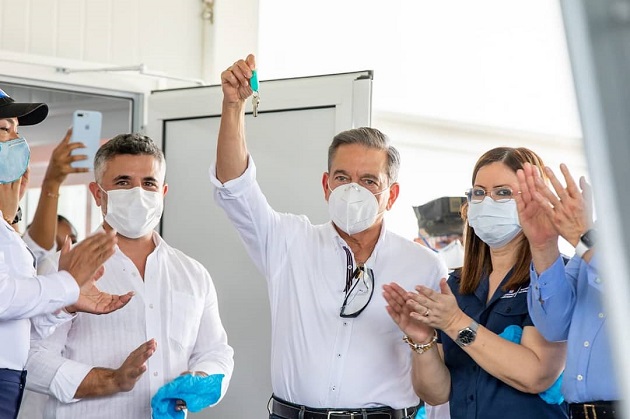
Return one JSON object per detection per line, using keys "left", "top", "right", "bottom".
{"left": 467, "top": 198, "right": 521, "bottom": 248}
{"left": 102, "top": 186, "right": 163, "bottom": 239}
{"left": 328, "top": 183, "right": 384, "bottom": 235}
{"left": 0, "top": 137, "right": 30, "bottom": 184}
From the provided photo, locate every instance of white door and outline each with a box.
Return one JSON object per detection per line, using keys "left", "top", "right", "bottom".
{"left": 147, "top": 71, "right": 373, "bottom": 418}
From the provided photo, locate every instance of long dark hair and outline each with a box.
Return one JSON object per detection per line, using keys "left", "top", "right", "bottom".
{"left": 459, "top": 147, "right": 546, "bottom": 294}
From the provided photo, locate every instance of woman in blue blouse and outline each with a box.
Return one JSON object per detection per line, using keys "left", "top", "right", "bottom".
{"left": 384, "top": 147, "right": 568, "bottom": 419}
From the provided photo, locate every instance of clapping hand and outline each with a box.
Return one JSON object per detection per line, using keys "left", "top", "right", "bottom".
{"left": 59, "top": 231, "right": 134, "bottom": 315}
{"left": 383, "top": 282, "right": 436, "bottom": 344}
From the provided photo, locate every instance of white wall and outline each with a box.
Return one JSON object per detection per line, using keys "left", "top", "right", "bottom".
{"left": 0, "top": 0, "right": 205, "bottom": 81}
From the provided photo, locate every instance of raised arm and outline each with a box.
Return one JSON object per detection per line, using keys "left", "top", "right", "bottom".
{"left": 538, "top": 164, "right": 594, "bottom": 263}
{"left": 216, "top": 54, "right": 256, "bottom": 184}
{"left": 514, "top": 162, "right": 560, "bottom": 273}
{"left": 26, "top": 128, "right": 87, "bottom": 251}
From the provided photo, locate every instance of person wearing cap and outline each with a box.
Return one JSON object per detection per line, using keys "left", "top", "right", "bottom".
{"left": 0, "top": 87, "right": 132, "bottom": 419}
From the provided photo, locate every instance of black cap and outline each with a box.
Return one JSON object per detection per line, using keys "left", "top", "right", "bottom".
{"left": 0, "top": 88, "right": 48, "bottom": 126}
{"left": 413, "top": 196, "right": 467, "bottom": 237}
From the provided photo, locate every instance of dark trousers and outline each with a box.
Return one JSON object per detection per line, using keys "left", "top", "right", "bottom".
{"left": 0, "top": 369, "right": 27, "bottom": 419}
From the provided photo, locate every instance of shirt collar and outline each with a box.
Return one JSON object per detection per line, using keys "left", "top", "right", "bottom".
{"left": 328, "top": 220, "right": 388, "bottom": 268}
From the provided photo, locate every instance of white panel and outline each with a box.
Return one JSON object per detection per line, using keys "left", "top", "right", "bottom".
{"left": 28, "top": 0, "right": 58, "bottom": 55}
{"left": 83, "top": 0, "right": 112, "bottom": 62}
{"left": 138, "top": 0, "right": 203, "bottom": 80}
{"left": 211, "top": 0, "right": 259, "bottom": 83}
{"left": 163, "top": 110, "right": 334, "bottom": 418}
{"left": 56, "top": 0, "right": 85, "bottom": 59}
{"left": 1, "top": 0, "right": 30, "bottom": 52}
{"left": 150, "top": 71, "right": 371, "bottom": 418}
{"left": 110, "top": 0, "right": 139, "bottom": 64}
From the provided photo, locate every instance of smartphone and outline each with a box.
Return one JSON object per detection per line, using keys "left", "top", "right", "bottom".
{"left": 70, "top": 110, "right": 102, "bottom": 170}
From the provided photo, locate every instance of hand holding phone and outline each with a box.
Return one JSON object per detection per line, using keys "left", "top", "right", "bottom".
{"left": 70, "top": 110, "right": 102, "bottom": 170}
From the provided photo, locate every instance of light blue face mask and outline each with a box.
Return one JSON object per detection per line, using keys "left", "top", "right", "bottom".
{"left": 0, "top": 137, "right": 30, "bottom": 184}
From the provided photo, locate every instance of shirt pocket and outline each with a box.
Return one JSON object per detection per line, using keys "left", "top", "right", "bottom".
{"left": 169, "top": 291, "right": 204, "bottom": 349}
{"left": 490, "top": 295, "right": 530, "bottom": 334}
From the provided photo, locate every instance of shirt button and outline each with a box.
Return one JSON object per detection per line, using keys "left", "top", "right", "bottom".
{"left": 599, "top": 313, "right": 605, "bottom": 318}
{"left": 331, "top": 386, "right": 336, "bottom": 391}
{"left": 595, "top": 277, "right": 601, "bottom": 284}
{"left": 132, "top": 272, "right": 138, "bottom": 277}
{"left": 337, "top": 354, "right": 342, "bottom": 358}
{"left": 154, "top": 372, "right": 158, "bottom": 377}
{"left": 468, "top": 395, "right": 474, "bottom": 401}
{"left": 343, "top": 322, "right": 348, "bottom": 326}
{"left": 577, "top": 375, "right": 583, "bottom": 381}
{"left": 584, "top": 341, "right": 590, "bottom": 347}
{"left": 149, "top": 304, "right": 154, "bottom": 309}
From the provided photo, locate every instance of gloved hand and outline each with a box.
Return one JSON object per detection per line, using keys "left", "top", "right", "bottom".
{"left": 151, "top": 373, "right": 224, "bottom": 419}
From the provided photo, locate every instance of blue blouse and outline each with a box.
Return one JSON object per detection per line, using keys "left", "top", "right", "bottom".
{"left": 439, "top": 270, "right": 569, "bottom": 419}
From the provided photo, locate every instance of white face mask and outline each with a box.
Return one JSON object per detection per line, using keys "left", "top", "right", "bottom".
{"left": 100, "top": 186, "right": 163, "bottom": 239}
{"left": 328, "top": 183, "right": 387, "bottom": 235}
{"left": 467, "top": 198, "right": 521, "bottom": 248}
{"left": 438, "top": 239, "right": 465, "bottom": 270}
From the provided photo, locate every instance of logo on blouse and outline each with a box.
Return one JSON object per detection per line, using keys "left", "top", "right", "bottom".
{"left": 501, "top": 285, "right": 529, "bottom": 299}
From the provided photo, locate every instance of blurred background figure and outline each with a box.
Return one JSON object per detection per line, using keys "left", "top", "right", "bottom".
{"left": 55, "top": 215, "right": 78, "bottom": 248}
{"left": 412, "top": 196, "right": 466, "bottom": 419}
{"left": 413, "top": 196, "right": 466, "bottom": 271}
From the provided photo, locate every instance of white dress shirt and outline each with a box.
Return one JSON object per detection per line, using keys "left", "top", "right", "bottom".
{"left": 22, "top": 230, "right": 57, "bottom": 267}
{"left": 0, "top": 213, "right": 78, "bottom": 371}
{"left": 25, "top": 231, "right": 234, "bottom": 419}
{"left": 210, "top": 157, "right": 448, "bottom": 410}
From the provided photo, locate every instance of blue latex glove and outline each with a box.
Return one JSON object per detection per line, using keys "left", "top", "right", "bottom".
{"left": 415, "top": 405, "right": 427, "bottom": 419}
{"left": 151, "top": 373, "right": 224, "bottom": 419}
{"left": 498, "top": 325, "right": 564, "bottom": 405}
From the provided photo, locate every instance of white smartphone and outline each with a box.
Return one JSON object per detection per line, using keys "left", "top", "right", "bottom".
{"left": 70, "top": 110, "right": 102, "bottom": 170}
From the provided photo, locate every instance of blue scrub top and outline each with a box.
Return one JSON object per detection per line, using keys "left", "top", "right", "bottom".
{"left": 440, "top": 270, "right": 569, "bottom": 419}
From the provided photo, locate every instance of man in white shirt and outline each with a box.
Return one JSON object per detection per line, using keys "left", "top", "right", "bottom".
{"left": 212, "top": 54, "right": 447, "bottom": 419}
{"left": 0, "top": 88, "right": 131, "bottom": 419}
{"left": 24, "top": 134, "right": 234, "bottom": 419}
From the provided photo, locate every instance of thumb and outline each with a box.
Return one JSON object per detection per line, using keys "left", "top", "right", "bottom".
{"left": 246, "top": 54, "right": 256, "bottom": 71}
{"left": 92, "top": 265, "right": 105, "bottom": 282}
{"left": 59, "top": 236, "right": 72, "bottom": 256}
{"left": 439, "top": 278, "right": 452, "bottom": 295}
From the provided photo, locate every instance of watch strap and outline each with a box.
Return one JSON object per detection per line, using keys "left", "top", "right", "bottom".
{"left": 575, "top": 229, "right": 595, "bottom": 258}
{"left": 455, "top": 320, "right": 479, "bottom": 348}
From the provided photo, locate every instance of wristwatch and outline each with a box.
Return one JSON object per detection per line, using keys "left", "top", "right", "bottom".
{"left": 575, "top": 229, "right": 595, "bottom": 258}
{"left": 455, "top": 320, "right": 479, "bottom": 348}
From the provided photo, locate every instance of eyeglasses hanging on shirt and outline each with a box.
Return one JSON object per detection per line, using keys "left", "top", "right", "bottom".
{"left": 340, "top": 246, "right": 375, "bottom": 318}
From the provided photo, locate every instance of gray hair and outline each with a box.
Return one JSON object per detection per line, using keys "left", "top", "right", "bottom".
{"left": 327, "top": 127, "right": 400, "bottom": 183}
{"left": 94, "top": 133, "right": 165, "bottom": 183}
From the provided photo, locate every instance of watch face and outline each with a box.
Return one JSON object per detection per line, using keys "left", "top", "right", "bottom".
{"left": 457, "top": 328, "right": 476, "bottom": 346}
{"left": 581, "top": 230, "right": 596, "bottom": 247}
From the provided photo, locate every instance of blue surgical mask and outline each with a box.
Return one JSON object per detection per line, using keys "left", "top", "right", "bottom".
{"left": 467, "top": 198, "right": 522, "bottom": 248}
{"left": 0, "top": 137, "right": 30, "bottom": 184}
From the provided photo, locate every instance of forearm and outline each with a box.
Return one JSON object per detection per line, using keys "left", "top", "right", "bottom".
{"left": 410, "top": 345, "right": 451, "bottom": 405}
{"left": 74, "top": 367, "right": 121, "bottom": 399}
{"left": 445, "top": 322, "right": 564, "bottom": 393}
{"left": 216, "top": 100, "right": 248, "bottom": 183}
{"left": 27, "top": 178, "right": 62, "bottom": 250}
{"left": 530, "top": 242, "right": 560, "bottom": 275}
